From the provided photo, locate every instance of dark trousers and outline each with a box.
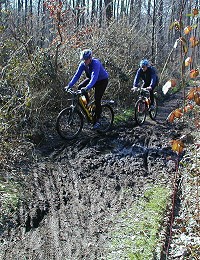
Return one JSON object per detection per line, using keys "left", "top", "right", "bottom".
{"left": 78, "top": 78, "right": 108, "bottom": 122}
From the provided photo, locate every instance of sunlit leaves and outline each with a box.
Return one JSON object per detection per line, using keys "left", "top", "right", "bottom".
{"left": 170, "top": 20, "right": 183, "bottom": 31}
{"left": 189, "top": 68, "right": 199, "bottom": 78}
{"left": 187, "top": 87, "right": 200, "bottom": 99}
{"left": 184, "top": 26, "right": 192, "bottom": 35}
{"left": 185, "top": 57, "right": 192, "bottom": 66}
{"left": 192, "top": 8, "right": 199, "bottom": 16}
{"left": 167, "top": 108, "right": 183, "bottom": 122}
{"left": 173, "top": 39, "right": 179, "bottom": 49}
{"left": 162, "top": 79, "right": 177, "bottom": 94}
{"left": 186, "top": 87, "right": 200, "bottom": 106}
{"left": 194, "top": 92, "right": 200, "bottom": 106}
{"left": 183, "top": 104, "right": 194, "bottom": 112}
{"left": 189, "top": 37, "right": 199, "bottom": 47}
{"left": 186, "top": 8, "right": 199, "bottom": 17}
{"left": 170, "top": 140, "right": 184, "bottom": 154}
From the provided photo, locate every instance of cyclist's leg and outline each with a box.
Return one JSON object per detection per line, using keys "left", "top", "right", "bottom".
{"left": 78, "top": 78, "right": 90, "bottom": 103}
{"left": 94, "top": 79, "right": 108, "bottom": 123}
{"left": 150, "top": 89, "right": 154, "bottom": 105}
{"left": 150, "top": 83, "right": 158, "bottom": 105}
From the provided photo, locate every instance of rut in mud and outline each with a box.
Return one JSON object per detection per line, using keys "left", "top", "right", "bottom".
{"left": 1, "top": 93, "right": 185, "bottom": 260}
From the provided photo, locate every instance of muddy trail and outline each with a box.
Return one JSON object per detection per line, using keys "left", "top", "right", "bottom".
{"left": 1, "top": 92, "right": 186, "bottom": 260}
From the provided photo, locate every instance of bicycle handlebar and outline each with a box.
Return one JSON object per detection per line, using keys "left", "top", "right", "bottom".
{"left": 66, "top": 89, "right": 83, "bottom": 96}
{"left": 132, "top": 87, "right": 150, "bottom": 94}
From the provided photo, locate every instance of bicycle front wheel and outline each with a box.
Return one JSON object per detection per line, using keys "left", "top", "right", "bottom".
{"left": 149, "top": 96, "right": 158, "bottom": 120}
{"left": 56, "top": 107, "right": 83, "bottom": 140}
{"left": 135, "top": 100, "right": 146, "bottom": 125}
{"left": 97, "top": 104, "right": 114, "bottom": 133}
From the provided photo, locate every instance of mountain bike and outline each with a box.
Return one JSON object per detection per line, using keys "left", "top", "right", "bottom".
{"left": 134, "top": 87, "right": 158, "bottom": 125}
{"left": 56, "top": 89, "right": 114, "bottom": 140}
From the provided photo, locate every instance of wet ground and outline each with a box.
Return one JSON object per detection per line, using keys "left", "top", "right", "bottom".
{"left": 0, "top": 91, "right": 188, "bottom": 260}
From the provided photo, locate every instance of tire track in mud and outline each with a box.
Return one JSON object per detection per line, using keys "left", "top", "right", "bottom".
{"left": 1, "top": 95, "right": 183, "bottom": 260}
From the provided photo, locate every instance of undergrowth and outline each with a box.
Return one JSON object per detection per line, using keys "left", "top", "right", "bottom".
{"left": 106, "top": 186, "right": 170, "bottom": 260}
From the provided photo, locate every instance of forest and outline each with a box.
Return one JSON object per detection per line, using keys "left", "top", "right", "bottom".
{"left": 0, "top": 0, "right": 199, "bottom": 139}
{"left": 0, "top": 0, "right": 200, "bottom": 259}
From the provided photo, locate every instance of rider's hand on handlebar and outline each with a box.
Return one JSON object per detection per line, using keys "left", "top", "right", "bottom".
{"left": 64, "top": 85, "right": 72, "bottom": 92}
{"left": 146, "top": 86, "right": 152, "bottom": 91}
{"left": 80, "top": 87, "right": 87, "bottom": 95}
{"left": 131, "top": 86, "right": 137, "bottom": 93}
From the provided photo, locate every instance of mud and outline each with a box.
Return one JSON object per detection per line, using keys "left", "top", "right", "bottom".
{"left": 0, "top": 92, "right": 186, "bottom": 260}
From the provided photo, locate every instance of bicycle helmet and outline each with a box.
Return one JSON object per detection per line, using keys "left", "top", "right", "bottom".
{"left": 140, "top": 59, "right": 149, "bottom": 68}
{"left": 80, "top": 49, "right": 92, "bottom": 60}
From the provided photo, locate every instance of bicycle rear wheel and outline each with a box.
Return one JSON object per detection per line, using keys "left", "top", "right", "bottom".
{"left": 56, "top": 107, "right": 83, "bottom": 140}
{"left": 135, "top": 100, "right": 146, "bottom": 125}
{"left": 149, "top": 96, "right": 158, "bottom": 120}
{"left": 97, "top": 104, "right": 114, "bottom": 133}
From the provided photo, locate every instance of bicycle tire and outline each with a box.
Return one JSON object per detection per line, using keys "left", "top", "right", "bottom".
{"left": 56, "top": 107, "right": 83, "bottom": 140}
{"left": 149, "top": 96, "right": 158, "bottom": 120}
{"left": 97, "top": 104, "right": 114, "bottom": 133}
{"left": 135, "top": 99, "right": 146, "bottom": 125}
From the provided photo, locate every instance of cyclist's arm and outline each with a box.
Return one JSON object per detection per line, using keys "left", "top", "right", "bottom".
{"left": 133, "top": 68, "right": 142, "bottom": 87}
{"left": 68, "top": 62, "right": 84, "bottom": 87}
{"left": 149, "top": 68, "right": 158, "bottom": 89}
{"left": 85, "top": 61, "right": 100, "bottom": 90}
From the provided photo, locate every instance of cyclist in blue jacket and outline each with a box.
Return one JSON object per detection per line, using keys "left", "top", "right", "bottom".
{"left": 66, "top": 49, "right": 109, "bottom": 130}
{"left": 132, "top": 59, "right": 159, "bottom": 109}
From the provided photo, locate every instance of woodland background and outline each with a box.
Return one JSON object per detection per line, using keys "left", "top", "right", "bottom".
{"left": 0, "top": 0, "right": 200, "bottom": 140}
{"left": 0, "top": 1, "right": 200, "bottom": 258}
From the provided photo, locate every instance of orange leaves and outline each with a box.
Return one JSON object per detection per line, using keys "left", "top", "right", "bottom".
{"left": 167, "top": 109, "right": 183, "bottom": 122}
{"left": 194, "top": 92, "right": 200, "bottom": 105}
{"left": 189, "top": 68, "right": 199, "bottom": 78}
{"left": 167, "top": 112, "right": 175, "bottom": 123}
{"left": 167, "top": 104, "right": 195, "bottom": 123}
{"left": 162, "top": 79, "right": 177, "bottom": 95}
{"left": 170, "top": 140, "right": 184, "bottom": 155}
{"left": 185, "top": 57, "right": 192, "bottom": 66}
{"left": 189, "top": 37, "right": 199, "bottom": 47}
{"left": 186, "top": 87, "right": 200, "bottom": 106}
{"left": 184, "top": 104, "right": 194, "bottom": 112}
{"left": 192, "top": 8, "right": 199, "bottom": 16}
{"left": 184, "top": 26, "right": 192, "bottom": 35}
{"left": 187, "top": 87, "right": 200, "bottom": 100}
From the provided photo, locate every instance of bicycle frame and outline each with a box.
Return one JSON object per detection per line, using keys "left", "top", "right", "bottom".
{"left": 137, "top": 88, "right": 151, "bottom": 109}
{"left": 56, "top": 89, "right": 114, "bottom": 139}
{"left": 68, "top": 89, "right": 94, "bottom": 123}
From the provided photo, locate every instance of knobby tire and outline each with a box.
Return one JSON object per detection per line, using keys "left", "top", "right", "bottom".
{"left": 97, "top": 104, "right": 114, "bottom": 133}
{"left": 56, "top": 107, "right": 83, "bottom": 140}
{"left": 135, "top": 100, "right": 146, "bottom": 125}
{"left": 149, "top": 96, "right": 158, "bottom": 120}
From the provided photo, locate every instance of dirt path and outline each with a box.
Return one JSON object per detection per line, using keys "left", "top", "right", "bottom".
{"left": 0, "top": 90, "right": 189, "bottom": 260}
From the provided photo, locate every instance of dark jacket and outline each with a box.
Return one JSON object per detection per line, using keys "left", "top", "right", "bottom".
{"left": 133, "top": 66, "right": 159, "bottom": 89}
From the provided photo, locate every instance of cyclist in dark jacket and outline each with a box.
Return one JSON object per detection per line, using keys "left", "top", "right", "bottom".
{"left": 66, "top": 49, "right": 108, "bottom": 130}
{"left": 132, "top": 59, "right": 159, "bottom": 109}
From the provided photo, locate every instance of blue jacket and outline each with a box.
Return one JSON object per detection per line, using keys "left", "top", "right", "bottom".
{"left": 68, "top": 58, "right": 109, "bottom": 90}
{"left": 133, "top": 66, "right": 158, "bottom": 89}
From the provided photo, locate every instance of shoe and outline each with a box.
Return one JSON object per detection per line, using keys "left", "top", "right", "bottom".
{"left": 149, "top": 105, "right": 155, "bottom": 111}
{"left": 93, "top": 122, "right": 101, "bottom": 130}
